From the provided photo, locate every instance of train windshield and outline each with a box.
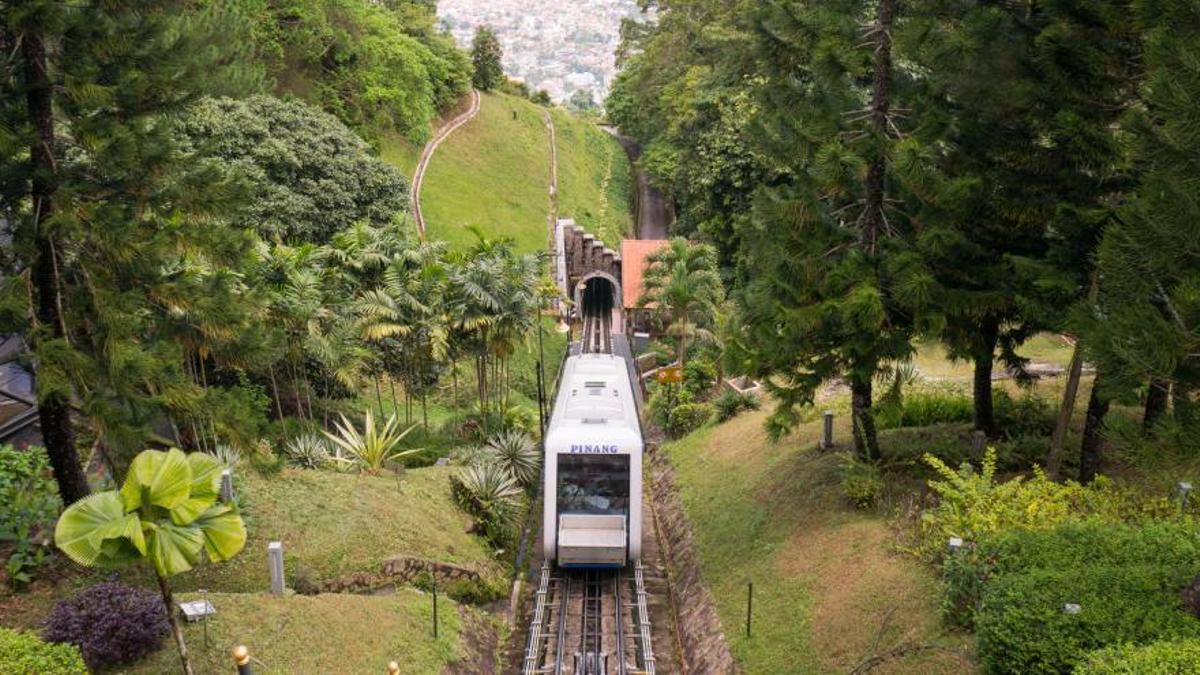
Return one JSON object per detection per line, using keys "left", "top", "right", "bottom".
{"left": 557, "top": 454, "right": 629, "bottom": 516}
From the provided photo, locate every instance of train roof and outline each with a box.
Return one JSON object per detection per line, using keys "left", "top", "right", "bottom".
{"left": 546, "top": 354, "right": 642, "bottom": 446}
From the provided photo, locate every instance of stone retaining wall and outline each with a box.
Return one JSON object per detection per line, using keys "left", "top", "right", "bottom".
{"left": 317, "top": 556, "right": 482, "bottom": 594}
{"left": 648, "top": 442, "right": 737, "bottom": 673}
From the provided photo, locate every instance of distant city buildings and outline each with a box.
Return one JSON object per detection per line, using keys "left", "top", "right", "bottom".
{"left": 439, "top": 0, "right": 645, "bottom": 106}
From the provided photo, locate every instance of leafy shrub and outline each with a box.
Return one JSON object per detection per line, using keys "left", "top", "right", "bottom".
{"left": 876, "top": 391, "right": 973, "bottom": 429}
{"left": 975, "top": 565, "right": 1200, "bottom": 674}
{"left": 682, "top": 358, "right": 718, "bottom": 400}
{"left": 486, "top": 430, "right": 540, "bottom": 489}
{"left": 443, "top": 575, "right": 507, "bottom": 605}
{"left": 941, "top": 521, "right": 1200, "bottom": 629}
{"left": 913, "top": 449, "right": 1132, "bottom": 562}
{"left": 0, "top": 628, "right": 86, "bottom": 675}
{"left": 994, "top": 389, "right": 1056, "bottom": 438}
{"left": 283, "top": 434, "right": 330, "bottom": 469}
{"left": 647, "top": 381, "right": 688, "bottom": 430}
{"left": 0, "top": 446, "right": 60, "bottom": 588}
{"left": 646, "top": 340, "right": 675, "bottom": 367}
{"left": 450, "top": 461, "right": 523, "bottom": 548}
{"left": 43, "top": 582, "right": 170, "bottom": 670}
{"left": 714, "top": 390, "right": 760, "bottom": 422}
{"left": 839, "top": 456, "right": 884, "bottom": 508}
{"left": 1078, "top": 638, "right": 1200, "bottom": 674}
{"left": 667, "top": 403, "right": 714, "bottom": 438}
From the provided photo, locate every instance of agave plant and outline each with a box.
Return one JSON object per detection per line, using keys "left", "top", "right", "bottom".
{"left": 283, "top": 434, "right": 331, "bottom": 470}
{"left": 449, "top": 444, "right": 493, "bottom": 467}
{"left": 55, "top": 448, "right": 247, "bottom": 675}
{"left": 486, "top": 430, "right": 540, "bottom": 489}
{"left": 322, "top": 410, "right": 421, "bottom": 474}
{"left": 450, "top": 460, "right": 523, "bottom": 543}
{"left": 207, "top": 443, "right": 242, "bottom": 468}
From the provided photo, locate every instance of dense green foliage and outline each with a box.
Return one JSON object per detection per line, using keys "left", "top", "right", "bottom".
{"left": 636, "top": 238, "right": 724, "bottom": 366}
{"left": 234, "top": 0, "right": 471, "bottom": 140}
{"left": 975, "top": 565, "right": 1200, "bottom": 674}
{"left": 176, "top": 96, "right": 409, "bottom": 243}
{"left": 0, "top": 446, "right": 59, "bottom": 587}
{"left": 941, "top": 521, "right": 1200, "bottom": 629}
{"left": 0, "top": 628, "right": 87, "bottom": 675}
{"left": 470, "top": 25, "right": 504, "bottom": 91}
{"left": 1078, "top": 638, "right": 1200, "bottom": 674}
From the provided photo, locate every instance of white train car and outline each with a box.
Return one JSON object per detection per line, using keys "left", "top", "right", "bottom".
{"left": 543, "top": 353, "right": 643, "bottom": 568}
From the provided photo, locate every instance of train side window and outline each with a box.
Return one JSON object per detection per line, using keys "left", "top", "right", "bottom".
{"left": 556, "top": 454, "right": 630, "bottom": 516}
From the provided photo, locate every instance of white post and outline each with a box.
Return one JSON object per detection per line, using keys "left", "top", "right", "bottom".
{"left": 219, "top": 468, "right": 235, "bottom": 503}
{"left": 971, "top": 430, "right": 987, "bottom": 463}
{"left": 821, "top": 411, "right": 834, "bottom": 449}
{"left": 268, "top": 541, "right": 285, "bottom": 595}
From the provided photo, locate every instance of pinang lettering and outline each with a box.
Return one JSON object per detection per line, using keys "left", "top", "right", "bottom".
{"left": 569, "top": 444, "right": 620, "bottom": 454}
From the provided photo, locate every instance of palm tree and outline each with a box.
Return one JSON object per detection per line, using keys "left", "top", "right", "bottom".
{"left": 55, "top": 448, "right": 247, "bottom": 675}
{"left": 637, "top": 237, "right": 724, "bottom": 366}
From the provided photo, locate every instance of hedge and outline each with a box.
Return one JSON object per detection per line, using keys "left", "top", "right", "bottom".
{"left": 1078, "top": 638, "right": 1200, "bottom": 674}
{"left": 0, "top": 628, "right": 87, "bottom": 675}
{"left": 942, "top": 521, "right": 1200, "bottom": 628}
{"left": 976, "top": 564, "right": 1200, "bottom": 674}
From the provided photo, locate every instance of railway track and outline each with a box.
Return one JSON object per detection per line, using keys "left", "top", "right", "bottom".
{"left": 581, "top": 309, "right": 612, "bottom": 355}
{"left": 522, "top": 562, "right": 656, "bottom": 674}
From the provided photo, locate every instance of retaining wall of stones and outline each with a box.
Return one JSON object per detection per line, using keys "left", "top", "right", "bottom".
{"left": 317, "top": 556, "right": 482, "bottom": 594}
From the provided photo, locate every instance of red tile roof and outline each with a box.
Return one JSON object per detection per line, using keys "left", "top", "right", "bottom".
{"left": 621, "top": 240, "right": 669, "bottom": 309}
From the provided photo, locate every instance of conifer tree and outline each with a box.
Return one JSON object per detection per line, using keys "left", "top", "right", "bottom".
{"left": 1076, "top": 0, "right": 1200, "bottom": 475}
{"left": 900, "top": 0, "right": 1136, "bottom": 439}
{"left": 471, "top": 25, "right": 504, "bottom": 91}
{"left": 728, "top": 0, "right": 926, "bottom": 460}
{"left": 0, "top": 0, "right": 261, "bottom": 490}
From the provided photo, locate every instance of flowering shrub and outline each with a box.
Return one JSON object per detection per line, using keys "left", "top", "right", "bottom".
{"left": 43, "top": 582, "right": 169, "bottom": 669}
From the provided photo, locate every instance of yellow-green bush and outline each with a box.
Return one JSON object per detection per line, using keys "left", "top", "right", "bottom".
{"left": 913, "top": 449, "right": 1137, "bottom": 562}
{"left": 0, "top": 628, "right": 87, "bottom": 675}
{"left": 1078, "top": 638, "right": 1200, "bottom": 674}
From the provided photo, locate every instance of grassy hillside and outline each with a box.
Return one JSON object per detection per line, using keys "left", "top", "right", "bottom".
{"left": 179, "top": 467, "right": 501, "bottom": 594}
{"left": 552, "top": 111, "right": 633, "bottom": 247}
{"left": 664, "top": 407, "right": 974, "bottom": 673}
{"left": 419, "top": 93, "right": 552, "bottom": 252}
{"left": 126, "top": 590, "right": 468, "bottom": 673}
{"left": 403, "top": 93, "right": 635, "bottom": 252}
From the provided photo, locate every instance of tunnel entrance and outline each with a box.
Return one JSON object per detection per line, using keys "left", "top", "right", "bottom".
{"left": 579, "top": 275, "right": 617, "bottom": 321}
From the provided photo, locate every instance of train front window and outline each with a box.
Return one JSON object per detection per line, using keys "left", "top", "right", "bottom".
{"left": 557, "top": 454, "right": 629, "bottom": 516}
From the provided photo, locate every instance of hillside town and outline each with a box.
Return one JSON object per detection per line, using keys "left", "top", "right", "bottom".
{"left": 438, "top": 0, "right": 644, "bottom": 105}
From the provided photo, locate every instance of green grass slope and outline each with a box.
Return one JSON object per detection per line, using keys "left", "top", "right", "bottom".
{"left": 664, "top": 407, "right": 973, "bottom": 673}
{"left": 419, "top": 93, "right": 551, "bottom": 252}
{"left": 126, "top": 590, "right": 466, "bottom": 673}
{"left": 552, "top": 111, "right": 633, "bottom": 247}
{"left": 179, "top": 467, "right": 500, "bottom": 594}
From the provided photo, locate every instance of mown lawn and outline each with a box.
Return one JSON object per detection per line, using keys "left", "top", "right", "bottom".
{"left": 551, "top": 110, "right": 633, "bottom": 248}
{"left": 175, "top": 467, "right": 501, "bottom": 594}
{"left": 378, "top": 131, "right": 424, "bottom": 180}
{"left": 910, "top": 333, "right": 1075, "bottom": 380}
{"left": 122, "top": 590, "right": 466, "bottom": 674}
{"left": 664, "top": 406, "right": 975, "bottom": 673}
{"left": 418, "top": 93, "right": 551, "bottom": 252}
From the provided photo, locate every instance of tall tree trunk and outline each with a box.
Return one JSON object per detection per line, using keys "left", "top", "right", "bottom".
{"left": 374, "top": 376, "right": 385, "bottom": 419}
{"left": 23, "top": 27, "right": 89, "bottom": 505}
{"left": 861, "top": 0, "right": 897, "bottom": 256}
{"left": 1079, "top": 375, "right": 1111, "bottom": 485}
{"left": 850, "top": 377, "right": 881, "bottom": 462}
{"left": 288, "top": 361, "right": 306, "bottom": 421}
{"left": 1046, "top": 340, "right": 1084, "bottom": 479}
{"left": 422, "top": 389, "right": 429, "bottom": 432}
{"left": 973, "top": 318, "right": 999, "bottom": 437}
{"left": 389, "top": 379, "right": 400, "bottom": 418}
{"left": 1143, "top": 378, "right": 1170, "bottom": 434}
{"left": 268, "top": 366, "right": 285, "bottom": 422}
{"left": 156, "top": 572, "right": 194, "bottom": 675}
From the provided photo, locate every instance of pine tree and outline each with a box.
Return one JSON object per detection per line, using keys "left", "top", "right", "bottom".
{"left": 900, "top": 0, "right": 1136, "bottom": 440}
{"left": 471, "top": 25, "right": 504, "bottom": 91}
{"left": 727, "top": 0, "right": 926, "bottom": 461}
{"left": 1076, "top": 0, "right": 1200, "bottom": 474}
{"left": 0, "top": 1, "right": 261, "bottom": 486}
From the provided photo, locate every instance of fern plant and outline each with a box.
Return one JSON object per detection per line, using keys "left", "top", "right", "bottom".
{"left": 323, "top": 410, "right": 420, "bottom": 474}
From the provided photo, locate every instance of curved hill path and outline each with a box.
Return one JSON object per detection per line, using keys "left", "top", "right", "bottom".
{"left": 410, "top": 89, "right": 482, "bottom": 238}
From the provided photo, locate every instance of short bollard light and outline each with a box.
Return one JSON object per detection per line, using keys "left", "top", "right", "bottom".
{"left": 387, "top": 661, "right": 400, "bottom": 674}
{"left": 948, "top": 536, "right": 964, "bottom": 554}
{"left": 1177, "top": 481, "right": 1193, "bottom": 510}
{"left": 233, "top": 645, "right": 252, "bottom": 675}
{"left": 1064, "top": 603, "right": 1082, "bottom": 615}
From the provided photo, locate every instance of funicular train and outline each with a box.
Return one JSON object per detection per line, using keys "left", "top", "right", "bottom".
{"left": 542, "top": 353, "right": 643, "bottom": 568}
